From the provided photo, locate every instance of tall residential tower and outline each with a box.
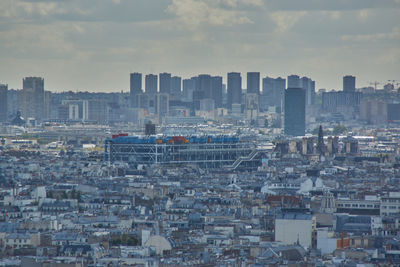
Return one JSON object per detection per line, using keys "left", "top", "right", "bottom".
{"left": 227, "top": 72, "right": 242, "bottom": 110}
{"left": 247, "top": 72, "right": 260, "bottom": 95}
{"left": 343, "top": 75, "right": 356, "bottom": 92}
{"left": 22, "top": 77, "right": 45, "bottom": 121}
{"left": 284, "top": 88, "right": 306, "bottom": 136}
{"left": 0, "top": 84, "right": 7, "bottom": 122}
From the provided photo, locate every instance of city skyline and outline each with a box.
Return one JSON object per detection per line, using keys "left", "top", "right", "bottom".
{"left": 0, "top": 71, "right": 394, "bottom": 93}
{"left": 0, "top": 0, "right": 399, "bottom": 92}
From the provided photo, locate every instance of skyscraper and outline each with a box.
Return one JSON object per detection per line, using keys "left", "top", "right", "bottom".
{"left": 130, "top": 73, "right": 142, "bottom": 107}
{"left": 227, "top": 72, "right": 242, "bottom": 110}
{"left": 159, "top": 73, "right": 171, "bottom": 94}
{"left": 287, "top": 75, "right": 301, "bottom": 88}
{"left": 247, "top": 72, "right": 260, "bottom": 95}
{"left": 0, "top": 84, "right": 7, "bottom": 122}
{"left": 145, "top": 74, "right": 158, "bottom": 95}
{"left": 343, "top": 75, "right": 356, "bottom": 92}
{"left": 44, "top": 91, "right": 51, "bottom": 120}
{"left": 261, "top": 77, "right": 286, "bottom": 111}
{"left": 22, "top": 77, "right": 44, "bottom": 120}
{"left": 155, "top": 93, "right": 169, "bottom": 122}
{"left": 284, "top": 88, "right": 306, "bottom": 136}
{"left": 130, "top": 73, "right": 142, "bottom": 94}
{"left": 182, "top": 78, "right": 196, "bottom": 101}
{"left": 275, "top": 77, "right": 286, "bottom": 106}
{"left": 310, "top": 80, "right": 316, "bottom": 105}
{"left": 211, "top": 76, "right": 223, "bottom": 108}
{"left": 198, "top": 74, "right": 212, "bottom": 98}
{"left": 262, "top": 77, "right": 274, "bottom": 96}
{"left": 191, "top": 74, "right": 211, "bottom": 111}
{"left": 171, "top": 76, "right": 182, "bottom": 98}
{"left": 300, "top": 76, "right": 315, "bottom": 106}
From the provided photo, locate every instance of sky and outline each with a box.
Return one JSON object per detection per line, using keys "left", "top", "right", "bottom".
{"left": 0, "top": 0, "right": 399, "bottom": 92}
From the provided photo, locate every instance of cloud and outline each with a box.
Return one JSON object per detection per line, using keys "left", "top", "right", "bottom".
{"left": 264, "top": 0, "right": 400, "bottom": 11}
{"left": 0, "top": 0, "right": 171, "bottom": 24}
{"left": 269, "top": 11, "right": 307, "bottom": 32}
{"left": 341, "top": 27, "right": 400, "bottom": 41}
{"left": 242, "top": 0, "right": 263, "bottom": 7}
{"left": 357, "top": 9, "right": 372, "bottom": 22}
{"left": 321, "top": 10, "right": 341, "bottom": 20}
{"left": 0, "top": 0, "right": 399, "bottom": 91}
{"left": 0, "top": 0, "right": 62, "bottom": 20}
{"left": 167, "top": 0, "right": 254, "bottom": 29}
{"left": 1, "top": 22, "right": 74, "bottom": 55}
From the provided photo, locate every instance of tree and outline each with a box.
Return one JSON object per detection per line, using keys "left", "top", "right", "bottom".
{"left": 332, "top": 125, "right": 347, "bottom": 136}
{"left": 312, "top": 127, "right": 331, "bottom": 136}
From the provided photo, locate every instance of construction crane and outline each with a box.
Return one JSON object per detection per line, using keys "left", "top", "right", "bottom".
{"left": 369, "top": 81, "right": 380, "bottom": 90}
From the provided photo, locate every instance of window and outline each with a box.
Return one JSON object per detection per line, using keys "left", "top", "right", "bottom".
{"left": 360, "top": 204, "right": 365, "bottom": 208}
{"left": 345, "top": 204, "right": 351, "bottom": 207}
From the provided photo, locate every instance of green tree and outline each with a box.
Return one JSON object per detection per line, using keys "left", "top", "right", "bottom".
{"left": 332, "top": 125, "right": 347, "bottom": 136}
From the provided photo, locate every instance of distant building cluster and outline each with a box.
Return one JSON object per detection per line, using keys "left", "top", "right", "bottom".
{"left": 1, "top": 73, "right": 400, "bottom": 136}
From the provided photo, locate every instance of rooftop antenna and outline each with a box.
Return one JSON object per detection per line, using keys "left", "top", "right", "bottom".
{"left": 369, "top": 81, "right": 380, "bottom": 90}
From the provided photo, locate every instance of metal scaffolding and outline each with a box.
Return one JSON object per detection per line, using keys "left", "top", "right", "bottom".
{"left": 104, "top": 138, "right": 263, "bottom": 169}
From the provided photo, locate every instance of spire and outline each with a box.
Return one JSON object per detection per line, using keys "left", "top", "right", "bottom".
{"left": 317, "top": 125, "right": 325, "bottom": 155}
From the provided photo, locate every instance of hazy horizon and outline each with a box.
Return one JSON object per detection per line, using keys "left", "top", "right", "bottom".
{"left": 1, "top": 0, "right": 399, "bottom": 92}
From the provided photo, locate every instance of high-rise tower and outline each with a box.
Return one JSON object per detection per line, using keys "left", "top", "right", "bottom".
{"left": 284, "top": 88, "right": 305, "bottom": 136}
{"left": 145, "top": 74, "right": 158, "bottom": 95}
{"left": 343, "top": 75, "right": 356, "bottom": 92}
{"left": 0, "top": 84, "right": 7, "bottom": 122}
{"left": 171, "top": 76, "right": 182, "bottom": 98}
{"left": 130, "top": 73, "right": 142, "bottom": 107}
{"left": 287, "top": 75, "right": 301, "bottom": 88}
{"left": 247, "top": 72, "right": 260, "bottom": 95}
{"left": 227, "top": 72, "right": 242, "bottom": 110}
{"left": 211, "top": 76, "right": 223, "bottom": 108}
{"left": 159, "top": 73, "right": 171, "bottom": 94}
{"left": 22, "top": 77, "right": 45, "bottom": 120}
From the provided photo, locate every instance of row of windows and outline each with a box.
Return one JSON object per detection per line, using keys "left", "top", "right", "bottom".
{"left": 382, "top": 212, "right": 399, "bottom": 216}
{"left": 272, "top": 184, "right": 298, "bottom": 188}
{"left": 6, "top": 239, "right": 28, "bottom": 243}
{"left": 382, "top": 199, "right": 400, "bottom": 203}
{"left": 337, "top": 203, "right": 378, "bottom": 208}
{"left": 382, "top": 206, "right": 400, "bottom": 209}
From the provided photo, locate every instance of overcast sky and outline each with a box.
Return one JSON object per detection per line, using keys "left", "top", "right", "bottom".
{"left": 0, "top": 0, "right": 399, "bottom": 92}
